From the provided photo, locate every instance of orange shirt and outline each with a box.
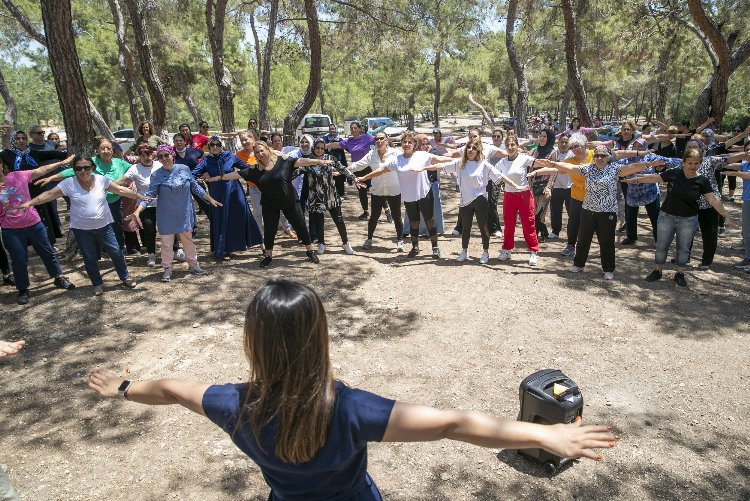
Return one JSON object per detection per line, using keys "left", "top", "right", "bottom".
{"left": 236, "top": 150, "right": 257, "bottom": 187}
{"left": 567, "top": 150, "right": 593, "bottom": 201}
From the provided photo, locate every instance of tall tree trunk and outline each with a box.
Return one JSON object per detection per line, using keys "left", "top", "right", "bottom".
{"left": 687, "top": 0, "right": 750, "bottom": 128}
{"left": 468, "top": 93, "right": 495, "bottom": 127}
{"left": 39, "top": 0, "right": 96, "bottom": 153}
{"left": 89, "top": 97, "right": 115, "bottom": 140}
{"left": 433, "top": 49, "right": 441, "bottom": 128}
{"left": 0, "top": 66, "right": 17, "bottom": 149}
{"left": 560, "top": 83, "right": 572, "bottom": 130}
{"left": 124, "top": 0, "right": 167, "bottom": 136}
{"left": 107, "top": 0, "right": 142, "bottom": 130}
{"left": 318, "top": 77, "right": 327, "bottom": 115}
{"left": 406, "top": 93, "right": 415, "bottom": 130}
{"left": 561, "top": 0, "right": 592, "bottom": 125}
{"left": 257, "top": 0, "right": 279, "bottom": 130}
{"left": 654, "top": 35, "right": 675, "bottom": 121}
{"left": 4, "top": 0, "right": 114, "bottom": 140}
{"left": 505, "top": 0, "right": 528, "bottom": 136}
{"left": 673, "top": 77, "right": 683, "bottom": 119}
{"left": 181, "top": 86, "right": 201, "bottom": 126}
{"left": 206, "top": 0, "right": 235, "bottom": 134}
{"left": 282, "top": 0, "right": 321, "bottom": 146}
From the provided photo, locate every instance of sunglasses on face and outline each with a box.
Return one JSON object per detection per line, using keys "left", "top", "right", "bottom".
{"left": 74, "top": 165, "right": 93, "bottom": 171}
{"left": 593, "top": 154, "right": 608, "bottom": 159}
{"left": 466, "top": 146, "right": 479, "bottom": 151}
{"left": 375, "top": 137, "right": 387, "bottom": 141}
{"left": 492, "top": 135, "right": 503, "bottom": 138}
{"left": 157, "top": 154, "right": 171, "bottom": 159}
{"left": 209, "top": 143, "right": 222, "bottom": 148}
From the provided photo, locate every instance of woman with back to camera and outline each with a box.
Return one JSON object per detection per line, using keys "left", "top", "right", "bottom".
{"left": 88, "top": 278, "right": 618, "bottom": 500}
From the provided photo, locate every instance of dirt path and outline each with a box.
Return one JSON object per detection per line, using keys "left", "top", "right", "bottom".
{"left": 2, "top": 132, "right": 749, "bottom": 500}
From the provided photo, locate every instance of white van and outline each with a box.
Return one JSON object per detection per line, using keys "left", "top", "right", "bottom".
{"left": 295, "top": 114, "right": 332, "bottom": 142}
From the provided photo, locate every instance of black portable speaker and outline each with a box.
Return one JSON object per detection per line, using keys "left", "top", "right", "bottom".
{"left": 517, "top": 369, "right": 584, "bottom": 475}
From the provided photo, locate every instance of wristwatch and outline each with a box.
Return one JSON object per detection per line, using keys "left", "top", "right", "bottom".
{"left": 118, "top": 380, "right": 133, "bottom": 400}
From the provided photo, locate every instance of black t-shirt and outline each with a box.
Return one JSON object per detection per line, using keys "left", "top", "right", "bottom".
{"left": 674, "top": 129, "right": 696, "bottom": 158}
{"left": 654, "top": 142, "right": 676, "bottom": 158}
{"left": 660, "top": 169, "right": 713, "bottom": 217}
{"left": 238, "top": 156, "right": 299, "bottom": 210}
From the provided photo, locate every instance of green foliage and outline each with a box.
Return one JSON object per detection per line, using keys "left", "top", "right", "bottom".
{"left": 0, "top": 0, "right": 748, "bottom": 133}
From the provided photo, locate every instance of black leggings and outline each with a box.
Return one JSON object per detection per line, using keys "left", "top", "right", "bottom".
{"left": 567, "top": 198, "right": 583, "bottom": 247}
{"left": 693, "top": 207, "right": 719, "bottom": 265}
{"left": 487, "top": 181, "right": 501, "bottom": 233}
{"left": 459, "top": 196, "right": 490, "bottom": 250}
{"left": 369, "top": 194, "right": 403, "bottom": 239}
{"left": 574, "top": 209, "right": 617, "bottom": 272}
{"left": 550, "top": 187, "right": 571, "bottom": 235}
{"left": 404, "top": 190, "right": 436, "bottom": 247}
{"left": 357, "top": 167, "right": 372, "bottom": 213}
{"left": 139, "top": 207, "right": 158, "bottom": 254}
{"left": 309, "top": 206, "right": 348, "bottom": 245}
{"left": 262, "top": 202, "right": 311, "bottom": 250}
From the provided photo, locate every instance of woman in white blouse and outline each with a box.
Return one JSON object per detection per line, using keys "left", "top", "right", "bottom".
{"left": 356, "top": 132, "right": 452, "bottom": 259}
{"left": 349, "top": 131, "right": 403, "bottom": 251}
{"left": 417, "top": 139, "right": 520, "bottom": 264}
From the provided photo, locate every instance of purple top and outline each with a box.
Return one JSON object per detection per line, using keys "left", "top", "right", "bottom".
{"left": 340, "top": 134, "right": 376, "bottom": 162}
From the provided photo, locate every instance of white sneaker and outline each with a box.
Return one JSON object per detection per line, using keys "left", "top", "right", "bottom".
{"left": 547, "top": 232, "right": 558, "bottom": 239}
{"left": 147, "top": 253, "right": 156, "bottom": 267}
{"left": 569, "top": 265, "right": 583, "bottom": 273}
{"left": 362, "top": 239, "right": 372, "bottom": 250}
{"left": 498, "top": 250, "right": 511, "bottom": 261}
{"left": 317, "top": 243, "right": 326, "bottom": 255}
{"left": 161, "top": 268, "right": 173, "bottom": 282}
{"left": 175, "top": 248, "right": 186, "bottom": 261}
{"left": 603, "top": 272, "right": 614, "bottom": 280}
{"left": 396, "top": 240, "right": 404, "bottom": 252}
{"left": 479, "top": 251, "right": 490, "bottom": 264}
{"left": 528, "top": 252, "right": 538, "bottom": 266}
{"left": 342, "top": 242, "right": 354, "bottom": 255}
{"left": 493, "top": 230, "right": 503, "bottom": 237}
{"left": 451, "top": 229, "right": 460, "bottom": 236}
{"left": 456, "top": 249, "right": 468, "bottom": 262}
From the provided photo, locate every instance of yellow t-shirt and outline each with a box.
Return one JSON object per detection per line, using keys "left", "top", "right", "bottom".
{"left": 236, "top": 150, "right": 257, "bottom": 187}
{"left": 567, "top": 150, "right": 593, "bottom": 201}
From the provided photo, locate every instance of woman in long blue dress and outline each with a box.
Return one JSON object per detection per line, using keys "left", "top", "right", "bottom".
{"left": 191, "top": 136, "right": 262, "bottom": 260}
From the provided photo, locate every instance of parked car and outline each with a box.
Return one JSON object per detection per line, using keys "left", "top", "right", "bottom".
{"left": 363, "top": 117, "right": 406, "bottom": 145}
{"left": 295, "top": 114, "right": 332, "bottom": 142}
{"left": 502, "top": 117, "right": 517, "bottom": 130}
{"left": 112, "top": 128, "right": 135, "bottom": 152}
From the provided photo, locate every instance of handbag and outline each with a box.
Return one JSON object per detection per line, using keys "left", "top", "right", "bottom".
{"left": 531, "top": 177, "right": 547, "bottom": 196}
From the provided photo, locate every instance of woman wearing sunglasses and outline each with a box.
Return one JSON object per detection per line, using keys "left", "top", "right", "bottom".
{"left": 533, "top": 146, "right": 664, "bottom": 279}
{"left": 19, "top": 156, "right": 150, "bottom": 295}
{"left": 206, "top": 141, "right": 334, "bottom": 268}
{"left": 128, "top": 145, "right": 222, "bottom": 282}
{"left": 191, "top": 136, "right": 262, "bottom": 261}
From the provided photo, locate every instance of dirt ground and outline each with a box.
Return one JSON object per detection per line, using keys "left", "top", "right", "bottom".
{"left": 2, "top": 122, "right": 749, "bottom": 500}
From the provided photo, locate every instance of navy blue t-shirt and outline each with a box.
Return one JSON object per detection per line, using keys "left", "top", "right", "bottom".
{"left": 202, "top": 381, "right": 395, "bottom": 500}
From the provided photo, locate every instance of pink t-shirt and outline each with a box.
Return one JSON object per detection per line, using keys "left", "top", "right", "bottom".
{"left": 0, "top": 170, "right": 41, "bottom": 229}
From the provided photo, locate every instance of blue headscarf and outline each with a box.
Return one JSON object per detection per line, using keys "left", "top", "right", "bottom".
{"left": 10, "top": 130, "right": 37, "bottom": 171}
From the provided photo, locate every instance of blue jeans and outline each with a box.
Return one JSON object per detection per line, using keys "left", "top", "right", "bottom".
{"left": 1, "top": 221, "right": 63, "bottom": 291}
{"left": 654, "top": 212, "right": 698, "bottom": 267}
{"left": 72, "top": 224, "right": 129, "bottom": 286}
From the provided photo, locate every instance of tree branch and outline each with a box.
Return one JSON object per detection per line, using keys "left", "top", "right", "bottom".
{"left": 2, "top": 0, "right": 47, "bottom": 46}
{"left": 328, "top": 0, "right": 415, "bottom": 32}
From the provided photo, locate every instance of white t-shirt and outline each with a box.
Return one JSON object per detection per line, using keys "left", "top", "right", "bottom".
{"left": 125, "top": 162, "right": 160, "bottom": 207}
{"left": 58, "top": 175, "right": 114, "bottom": 230}
{"left": 552, "top": 149, "right": 575, "bottom": 189}
{"left": 351, "top": 148, "right": 400, "bottom": 196}
{"left": 385, "top": 151, "right": 433, "bottom": 202}
{"left": 442, "top": 159, "right": 501, "bottom": 206}
{"left": 496, "top": 154, "right": 535, "bottom": 193}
